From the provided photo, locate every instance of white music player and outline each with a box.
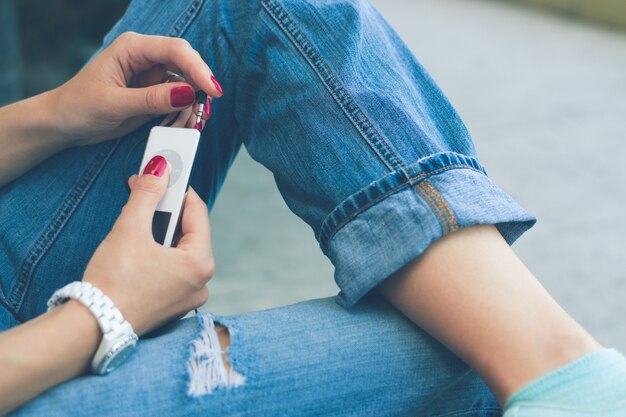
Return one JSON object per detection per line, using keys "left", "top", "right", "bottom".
{"left": 138, "top": 126, "right": 200, "bottom": 247}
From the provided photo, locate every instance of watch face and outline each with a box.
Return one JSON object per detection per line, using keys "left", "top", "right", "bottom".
{"left": 98, "top": 337, "right": 137, "bottom": 375}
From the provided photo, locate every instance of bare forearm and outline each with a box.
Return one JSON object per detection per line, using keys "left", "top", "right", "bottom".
{"left": 0, "top": 91, "right": 69, "bottom": 187}
{"left": 0, "top": 300, "right": 101, "bottom": 415}
{"left": 378, "top": 225, "right": 599, "bottom": 404}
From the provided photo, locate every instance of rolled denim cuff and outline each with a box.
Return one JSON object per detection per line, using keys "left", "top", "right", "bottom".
{"left": 319, "top": 152, "right": 536, "bottom": 308}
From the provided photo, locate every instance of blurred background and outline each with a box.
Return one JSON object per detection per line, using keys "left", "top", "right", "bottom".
{"left": 2, "top": 0, "right": 625, "bottom": 351}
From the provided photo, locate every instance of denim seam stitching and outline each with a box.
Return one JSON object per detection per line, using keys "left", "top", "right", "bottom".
{"left": 260, "top": 0, "right": 405, "bottom": 173}
{"left": 418, "top": 180, "right": 458, "bottom": 233}
{"left": 422, "top": 181, "right": 458, "bottom": 231}
{"left": 8, "top": 140, "right": 121, "bottom": 317}
{"left": 414, "top": 181, "right": 449, "bottom": 235}
{"left": 319, "top": 163, "right": 482, "bottom": 248}
{"left": 168, "top": 0, "right": 206, "bottom": 38}
{"left": 0, "top": 297, "right": 19, "bottom": 322}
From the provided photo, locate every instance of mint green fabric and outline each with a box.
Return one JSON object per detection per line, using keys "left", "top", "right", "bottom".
{"left": 504, "top": 349, "right": 626, "bottom": 416}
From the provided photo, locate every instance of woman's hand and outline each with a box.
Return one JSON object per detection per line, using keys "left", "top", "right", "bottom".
{"left": 48, "top": 31, "right": 223, "bottom": 146}
{"left": 82, "top": 156, "right": 214, "bottom": 335}
{"left": 0, "top": 157, "right": 213, "bottom": 414}
{"left": 0, "top": 32, "right": 222, "bottom": 187}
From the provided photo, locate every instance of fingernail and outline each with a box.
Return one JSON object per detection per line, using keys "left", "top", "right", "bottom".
{"left": 170, "top": 86, "right": 195, "bottom": 108}
{"left": 194, "top": 120, "right": 204, "bottom": 132}
{"left": 211, "top": 75, "right": 224, "bottom": 95}
{"left": 143, "top": 155, "right": 168, "bottom": 177}
{"left": 204, "top": 98, "right": 212, "bottom": 119}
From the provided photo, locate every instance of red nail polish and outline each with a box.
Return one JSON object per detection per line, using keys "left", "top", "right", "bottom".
{"left": 143, "top": 155, "right": 168, "bottom": 177}
{"left": 211, "top": 75, "right": 223, "bottom": 95}
{"left": 170, "top": 86, "right": 195, "bottom": 108}
{"left": 194, "top": 121, "right": 203, "bottom": 131}
{"left": 204, "top": 98, "right": 212, "bottom": 119}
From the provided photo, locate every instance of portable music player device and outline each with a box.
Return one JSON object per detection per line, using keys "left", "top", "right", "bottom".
{"left": 138, "top": 126, "right": 200, "bottom": 247}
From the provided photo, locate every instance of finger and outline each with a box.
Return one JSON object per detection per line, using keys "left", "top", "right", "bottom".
{"left": 203, "top": 97, "right": 213, "bottom": 120}
{"left": 127, "top": 174, "right": 138, "bottom": 188}
{"left": 113, "top": 81, "right": 196, "bottom": 118}
{"left": 185, "top": 107, "right": 196, "bottom": 129}
{"left": 90, "top": 116, "right": 151, "bottom": 142}
{"left": 132, "top": 64, "right": 168, "bottom": 88}
{"left": 176, "top": 187, "right": 211, "bottom": 254}
{"left": 195, "top": 119, "right": 206, "bottom": 132}
{"left": 172, "top": 106, "right": 193, "bottom": 128}
{"left": 160, "top": 112, "right": 178, "bottom": 127}
{"left": 120, "top": 156, "right": 170, "bottom": 235}
{"left": 136, "top": 67, "right": 187, "bottom": 91}
{"left": 113, "top": 32, "right": 223, "bottom": 98}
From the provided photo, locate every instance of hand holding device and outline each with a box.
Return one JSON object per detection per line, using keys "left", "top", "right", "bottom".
{"left": 82, "top": 160, "right": 214, "bottom": 337}
{"left": 45, "top": 32, "right": 222, "bottom": 147}
{"left": 138, "top": 126, "right": 201, "bottom": 246}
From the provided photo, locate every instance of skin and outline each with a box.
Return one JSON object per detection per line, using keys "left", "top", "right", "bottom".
{"left": 0, "top": 32, "right": 223, "bottom": 415}
{"left": 377, "top": 225, "right": 600, "bottom": 403}
{"left": 0, "top": 32, "right": 218, "bottom": 188}
{"left": 0, "top": 31, "right": 600, "bottom": 415}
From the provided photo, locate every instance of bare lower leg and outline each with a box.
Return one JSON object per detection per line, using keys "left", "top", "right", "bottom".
{"left": 378, "top": 225, "right": 600, "bottom": 405}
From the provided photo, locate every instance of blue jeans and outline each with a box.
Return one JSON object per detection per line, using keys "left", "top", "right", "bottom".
{"left": 0, "top": 0, "right": 535, "bottom": 415}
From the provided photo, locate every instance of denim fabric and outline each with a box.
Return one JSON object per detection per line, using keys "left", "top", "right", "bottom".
{"left": 12, "top": 296, "right": 501, "bottom": 417}
{"left": 0, "top": 0, "right": 534, "bottom": 413}
{"left": 0, "top": 0, "right": 534, "bottom": 322}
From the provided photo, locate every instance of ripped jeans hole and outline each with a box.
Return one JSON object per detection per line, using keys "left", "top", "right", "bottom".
{"left": 188, "top": 315, "right": 245, "bottom": 396}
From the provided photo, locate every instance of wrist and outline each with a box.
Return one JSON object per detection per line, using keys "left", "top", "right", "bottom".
{"left": 48, "top": 282, "right": 139, "bottom": 374}
{"left": 85, "top": 279, "right": 154, "bottom": 337}
{"left": 52, "top": 299, "right": 102, "bottom": 369}
{"left": 99, "top": 289, "right": 148, "bottom": 337}
{"left": 35, "top": 89, "right": 76, "bottom": 147}
{"left": 13, "top": 90, "right": 73, "bottom": 151}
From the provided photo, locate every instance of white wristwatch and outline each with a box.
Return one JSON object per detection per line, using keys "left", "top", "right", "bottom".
{"left": 47, "top": 281, "right": 138, "bottom": 375}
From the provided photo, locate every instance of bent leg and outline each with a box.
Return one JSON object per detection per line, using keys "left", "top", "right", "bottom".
{"left": 12, "top": 296, "right": 500, "bottom": 417}
{"left": 1, "top": 0, "right": 531, "bottom": 324}
{"left": 204, "top": 1, "right": 623, "bottom": 410}
{"left": 203, "top": 0, "right": 536, "bottom": 306}
{"left": 180, "top": 0, "right": 624, "bottom": 410}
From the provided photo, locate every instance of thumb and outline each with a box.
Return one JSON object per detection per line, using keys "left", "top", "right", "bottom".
{"left": 115, "top": 82, "right": 196, "bottom": 117}
{"left": 120, "top": 155, "right": 170, "bottom": 235}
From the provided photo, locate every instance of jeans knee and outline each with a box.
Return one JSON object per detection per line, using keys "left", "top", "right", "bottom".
{"left": 187, "top": 315, "right": 245, "bottom": 396}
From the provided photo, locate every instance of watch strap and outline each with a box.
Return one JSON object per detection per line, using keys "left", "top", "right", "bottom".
{"left": 47, "top": 281, "right": 137, "bottom": 374}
